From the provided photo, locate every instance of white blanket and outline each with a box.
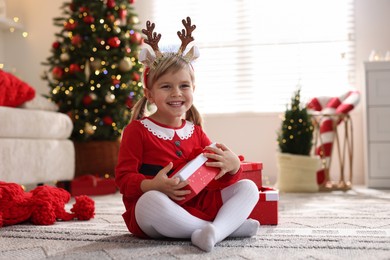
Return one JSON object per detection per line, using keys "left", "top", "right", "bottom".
{"left": 0, "top": 138, "right": 74, "bottom": 185}
{"left": 0, "top": 106, "right": 73, "bottom": 139}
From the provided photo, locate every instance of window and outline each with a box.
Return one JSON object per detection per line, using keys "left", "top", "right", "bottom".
{"left": 148, "top": 0, "right": 355, "bottom": 113}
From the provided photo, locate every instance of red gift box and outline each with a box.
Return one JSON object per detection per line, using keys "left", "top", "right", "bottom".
{"left": 170, "top": 150, "right": 219, "bottom": 204}
{"left": 57, "top": 175, "right": 118, "bottom": 196}
{"left": 170, "top": 143, "right": 219, "bottom": 204}
{"left": 240, "top": 161, "right": 262, "bottom": 188}
{"left": 249, "top": 187, "right": 279, "bottom": 225}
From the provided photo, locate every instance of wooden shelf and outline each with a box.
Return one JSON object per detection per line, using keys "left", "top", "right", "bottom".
{"left": 0, "top": 17, "right": 23, "bottom": 31}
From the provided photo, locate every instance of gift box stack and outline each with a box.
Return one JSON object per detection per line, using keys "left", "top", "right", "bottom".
{"left": 169, "top": 153, "right": 279, "bottom": 225}
{"left": 240, "top": 161, "right": 279, "bottom": 225}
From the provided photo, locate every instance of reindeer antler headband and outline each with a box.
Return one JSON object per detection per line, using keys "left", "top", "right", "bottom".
{"left": 139, "top": 17, "right": 200, "bottom": 70}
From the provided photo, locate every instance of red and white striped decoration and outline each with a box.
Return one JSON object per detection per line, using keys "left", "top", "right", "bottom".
{"left": 307, "top": 90, "right": 360, "bottom": 185}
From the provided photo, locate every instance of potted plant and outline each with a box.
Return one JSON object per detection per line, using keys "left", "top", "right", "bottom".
{"left": 276, "top": 88, "right": 320, "bottom": 192}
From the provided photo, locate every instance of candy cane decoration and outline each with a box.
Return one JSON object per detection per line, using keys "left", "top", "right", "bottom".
{"left": 307, "top": 90, "right": 360, "bottom": 186}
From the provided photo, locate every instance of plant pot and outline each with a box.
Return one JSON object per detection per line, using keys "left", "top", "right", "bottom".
{"left": 73, "top": 140, "right": 120, "bottom": 178}
{"left": 276, "top": 153, "right": 321, "bottom": 193}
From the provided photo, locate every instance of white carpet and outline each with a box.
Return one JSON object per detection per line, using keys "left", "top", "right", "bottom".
{"left": 0, "top": 187, "right": 389, "bottom": 259}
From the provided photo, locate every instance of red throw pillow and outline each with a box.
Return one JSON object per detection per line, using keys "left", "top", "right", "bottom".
{"left": 0, "top": 70, "right": 36, "bottom": 107}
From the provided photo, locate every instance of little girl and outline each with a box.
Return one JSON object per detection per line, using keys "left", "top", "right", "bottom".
{"left": 115, "top": 17, "right": 259, "bottom": 252}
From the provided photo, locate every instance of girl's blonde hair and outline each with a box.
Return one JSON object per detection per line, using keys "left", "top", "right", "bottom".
{"left": 130, "top": 53, "right": 203, "bottom": 126}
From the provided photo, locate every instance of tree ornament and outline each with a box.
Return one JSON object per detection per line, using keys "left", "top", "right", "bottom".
{"left": 60, "top": 53, "right": 70, "bottom": 62}
{"left": 52, "top": 41, "right": 60, "bottom": 49}
{"left": 129, "top": 16, "right": 139, "bottom": 25}
{"left": 52, "top": 66, "right": 64, "bottom": 80}
{"left": 119, "top": 57, "right": 133, "bottom": 72}
{"left": 114, "top": 26, "right": 121, "bottom": 34}
{"left": 107, "top": 0, "right": 116, "bottom": 9}
{"left": 132, "top": 72, "right": 140, "bottom": 81}
{"left": 125, "top": 46, "right": 131, "bottom": 54}
{"left": 69, "top": 64, "right": 82, "bottom": 74}
{"left": 84, "top": 60, "right": 91, "bottom": 80}
{"left": 84, "top": 122, "right": 95, "bottom": 135}
{"left": 112, "top": 78, "right": 121, "bottom": 86}
{"left": 106, "top": 14, "right": 115, "bottom": 23}
{"left": 83, "top": 15, "right": 95, "bottom": 24}
{"left": 71, "top": 34, "right": 83, "bottom": 46}
{"left": 105, "top": 93, "right": 115, "bottom": 103}
{"left": 82, "top": 95, "right": 93, "bottom": 106}
{"left": 119, "top": 8, "right": 127, "bottom": 20}
{"left": 107, "top": 37, "right": 121, "bottom": 48}
{"left": 130, "top": 31, "right": 141, "bottom": 44}
{"left": 129, "top": 0, "right": 136, "bottom": 4}
{"left": 102, "top": 116, "right": 114, "bottom": 125}
{"left": 79, "top": 6, "right": 89, "bottom": 13}
{"left": 126, "top": 96, "right": 133, "bottom": 108}
{"left": 64, "top": 21, "right": 77, "bottom": 31}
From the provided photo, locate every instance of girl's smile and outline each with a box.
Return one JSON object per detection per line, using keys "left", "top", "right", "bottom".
{"left": 145, "top": 68, "right": 194, "bottom": 127}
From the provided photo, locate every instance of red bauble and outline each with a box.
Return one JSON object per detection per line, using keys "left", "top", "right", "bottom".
{"left": 69, "top": 3, "right": 76, "bottom": 12}
{"left": 130, "top": 32, "right": 142, "bottom": 44}
{"left": 126, "top": 97, "right": 133, "bottom": 108}
{"left": 83, "top": 15, "right": 95, "bottom": 24}
{"left": 107, "top": 0, "right": 116, "bottom": 9}
{"left": 52, "top": 66, "right": 64, "bottom": 80}
{"left": 118, "top": 8, "right": 127, "bottom": 19}
{"left": 129, "top": 0, "right": 136, "bottom": 4}
{"left": 106, "top": 14, "right": 115, "bottom": 23}
{"left": 112, "top": 78, "right": 121, "bottom": 85}
{"left": 132, "top": 72, "right": 140, "bottom": 82}
{"left": 64, "top": 21, "right": 77, "bottom": 31}
{"left": 52, "top": 41, "right": 60, "bottom": 49}
{"left": 102, "top": 116, "right": 114, "bottom": 125}
{"left": 82, "top": 95, "right": 93, "bottom": 106}
{"left": 71, "top": 34, "right": 83, "bottom": 45}
{"left": 107, "top": 37, "right": 121, "bottom": 48}
{"left": 69, "top": 64, "right": 82, "bottom": 74}
{"left": 79, "top": 6, "right": 89, "bottom": 13}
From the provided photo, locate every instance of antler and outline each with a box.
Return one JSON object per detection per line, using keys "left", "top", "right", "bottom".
{"left": 177, "top": 17, "right": 196, "bottom": 55}
{"left": 142, "top": 21, "right": 161, "bottom": 54}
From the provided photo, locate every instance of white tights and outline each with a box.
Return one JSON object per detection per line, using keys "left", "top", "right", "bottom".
{"left": 134, "top": 179, "right": 259, "bottom": 252}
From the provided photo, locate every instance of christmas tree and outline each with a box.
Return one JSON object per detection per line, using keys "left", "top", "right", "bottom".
{"left": 42, "top": 0, "right": 143, "bottom": 142}
{"left": 277, "top": 88, "right": 314, "bottom": 155}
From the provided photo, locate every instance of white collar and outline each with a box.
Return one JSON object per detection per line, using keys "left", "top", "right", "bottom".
{"left": 140, "top": 118, "right": 195, "bottom": 140}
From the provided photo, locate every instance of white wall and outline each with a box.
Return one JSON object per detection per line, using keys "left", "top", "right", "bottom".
{"left": 3, "top": 0, "right": 390, "bottom": 186}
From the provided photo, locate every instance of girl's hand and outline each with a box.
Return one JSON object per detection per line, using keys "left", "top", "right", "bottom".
{"left": 141, "top": 162, "right": 191, "bottom": 201}
{"left": 203, "top": 143, "right": 241, "bottom": 180}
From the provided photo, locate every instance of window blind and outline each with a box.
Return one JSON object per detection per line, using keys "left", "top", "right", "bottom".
{"left": 149, "top": 0, "right": 355, "bottom": 113}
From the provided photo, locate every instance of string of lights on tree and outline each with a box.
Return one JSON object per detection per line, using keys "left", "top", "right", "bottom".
{"left": 277, "top": 87, "right": 314, "bottom": 155}
{"left": 42, "top": 0, "right": 143, "bottom": 142}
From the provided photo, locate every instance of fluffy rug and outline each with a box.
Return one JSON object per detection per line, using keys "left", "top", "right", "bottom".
{"left": 0, "top": 188, "right": 389, "bottom": 259}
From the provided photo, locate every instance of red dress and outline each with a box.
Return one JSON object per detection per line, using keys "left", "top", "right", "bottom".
{"left": 115, "top": 117, "right": 241, "bottom": 238}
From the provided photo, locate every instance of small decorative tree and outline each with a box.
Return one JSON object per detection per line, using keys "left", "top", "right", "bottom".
{"left": 276, "top": 87, "right": 320, "bottom": 193}
{"left": 277, "top": 88, "right": 314, "bottom": 155}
